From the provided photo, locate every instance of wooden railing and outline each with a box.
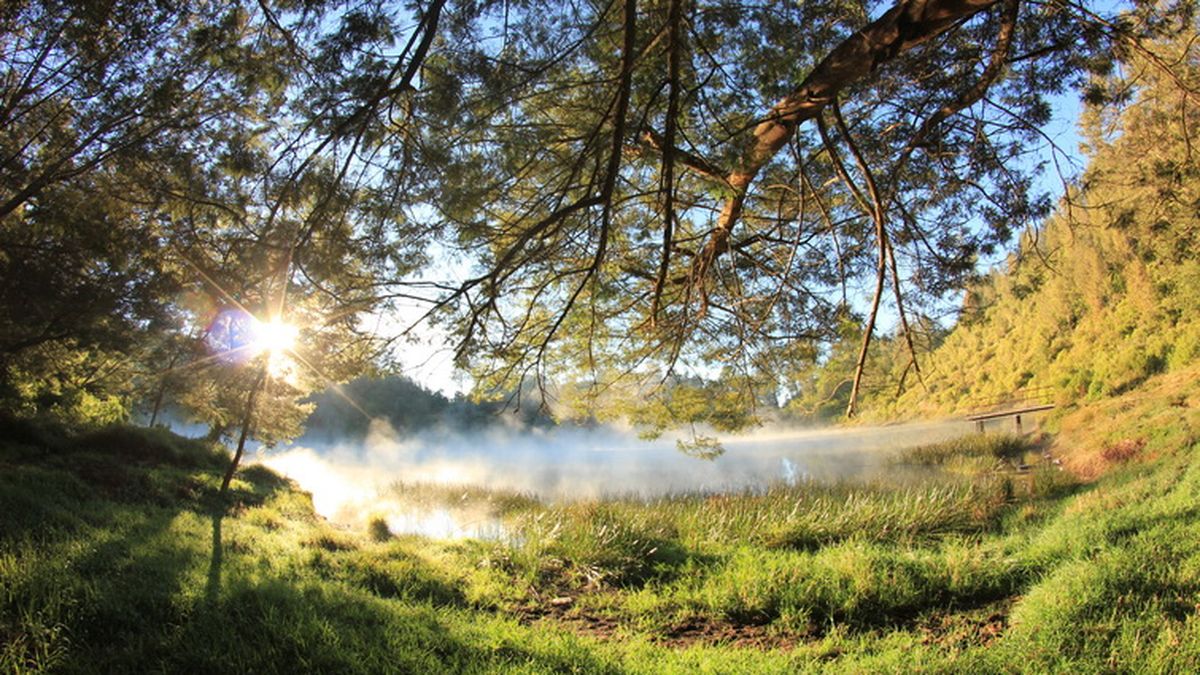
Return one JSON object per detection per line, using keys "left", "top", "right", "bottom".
{"left": 965, "top": 386, "right": 1055, "bottom": 413}
{"left": 964, "top": 386, "right": 1056, "bottom": 433}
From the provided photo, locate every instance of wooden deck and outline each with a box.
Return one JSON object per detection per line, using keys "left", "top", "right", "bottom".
{"left": 964, "top": 387, "right": 1056, "bottom": 433}
{"left": 965, "top": 403, "right": 1057, "bottom": 423}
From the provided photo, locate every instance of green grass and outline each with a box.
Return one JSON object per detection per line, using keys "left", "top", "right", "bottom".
{"left": 383, "top": 481, "right": 542, "bottom": 517}
{"left": 3, "top": 416, "right": 1200, "bottom": 672}
{"left": 896, "top": 432, "right": 1030, "bottom": 466}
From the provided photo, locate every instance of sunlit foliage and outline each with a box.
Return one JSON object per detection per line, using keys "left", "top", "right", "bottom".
{"left": 861, "top": 32, "right": 1200, "bottom": 419}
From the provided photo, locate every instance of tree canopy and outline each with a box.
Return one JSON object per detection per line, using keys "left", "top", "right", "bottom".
{"left": 386, "top": 0, "right": 1198, "bottom": 417}
{"left": 1, "top": 0, "right": 1197, "bottom": 432}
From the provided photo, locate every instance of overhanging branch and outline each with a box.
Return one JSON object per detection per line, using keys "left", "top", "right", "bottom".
{"left": 691, "top": 0, "right": 1004, "bottom": 292}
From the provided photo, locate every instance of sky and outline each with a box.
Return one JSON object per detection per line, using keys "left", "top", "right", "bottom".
{"left": 379, "top": 297, "right": 465, "bottom": 394}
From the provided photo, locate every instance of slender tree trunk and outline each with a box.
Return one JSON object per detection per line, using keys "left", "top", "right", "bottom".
{"left": 886, "top": 242, "right": 925, "bottom": 391}
{"left": 148, "top": 351, "right": 183, "bottom": 428}
{"left": 148, "top": 383, "right": 166, "bottom": 428}
{"left": 220, "top": 365, "right": 267, "bottom": 495}
{"left": 846, "top": 242, "right": 887, "bottom": 419}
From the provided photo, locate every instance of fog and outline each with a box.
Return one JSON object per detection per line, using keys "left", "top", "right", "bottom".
{"left": 257, "top": 418, "right": 976, "bottom": 537}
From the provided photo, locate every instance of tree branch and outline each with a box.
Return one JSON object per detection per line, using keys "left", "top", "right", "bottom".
{"left": 692, "top": 0, "right": 1003, "bottom": 289}
{"left": 636, "top": 128, "right": 730, "bottom": 185}
{"left": 892, "top": 0, "right": 1019, "bottom": 185}
{"left": 651, "top": 0, "right": 685, "bottom": 325}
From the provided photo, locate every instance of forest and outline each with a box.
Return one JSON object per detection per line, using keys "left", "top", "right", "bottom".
{"left": 5, "top": 0, "right": 1200, "bottom": 672}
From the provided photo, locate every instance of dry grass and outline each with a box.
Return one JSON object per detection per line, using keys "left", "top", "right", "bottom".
{"left": 1053, "top": 362, "right": 1200, "bottom": 479}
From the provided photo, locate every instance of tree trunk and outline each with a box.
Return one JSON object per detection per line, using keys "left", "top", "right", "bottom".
{"left": 148, "top": 383, "right": 166, "bottom": 428}
{"left": 148, "top": 351, "right": 183, "bottom": 428}
{"left": 220, "top": 366, "right": 267, "bottom": 495}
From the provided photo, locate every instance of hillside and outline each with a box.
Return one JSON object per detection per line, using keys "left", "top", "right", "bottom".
{"left": 876, "top": 60, "right": 1200, "bottom": 426}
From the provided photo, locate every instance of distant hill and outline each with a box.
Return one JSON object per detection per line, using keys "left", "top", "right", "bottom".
{"left": 300, "top": 375, "right": 555, "bottom": 443}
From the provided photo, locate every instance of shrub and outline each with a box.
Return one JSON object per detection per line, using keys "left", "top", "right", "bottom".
{"left": 1100, "top": 438, "right": 1146, "bottom": 464}
{"left": 519, "top": 505, "right": 687, "bottom": 588}
{"left": 75, "top": 424, "right": 224, "bottom": 468}
{"left": 0, "top": 412, "right": 68, "bottom": 453}
{"left": 897, "top": 433, "right": 1029, "bottom": 465}
{"left": 308, "top": 531, "right": 358, "bottom": 552}
{"left": 368, "top": 517, "right": 393, "bottom": 542}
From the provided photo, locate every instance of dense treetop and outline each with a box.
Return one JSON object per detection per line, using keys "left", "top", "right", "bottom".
{"left": 1, "top": 0, "right": 1197, "bottom": 434}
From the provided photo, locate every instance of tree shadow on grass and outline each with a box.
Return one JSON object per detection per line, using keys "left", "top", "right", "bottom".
{"left": 206, "top": 509, "right": 224, "bottom": 606}
{"left": 3, "top": 425, "right": 623, "bottom": 673}
{"left": 202, "top": 464, "right": 289, "bottom": 607}
{"left": 27, "top": 462, "right": 618, "bottom": 673}
{"left": 67, "top": 509, "right": 619, "bottom": 673}
{"left": 157, "top": 576, "right": 624, "bottom": 674}
{"left": 2, "top": 454, "right": 295, "bottom": 665}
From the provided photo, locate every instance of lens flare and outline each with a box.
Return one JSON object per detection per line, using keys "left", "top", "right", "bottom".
{"left": 205, "top": 308, "right": 258, "bottom": 364}
{"left": 204, "top": 310, "right": 301, "bottom": 369}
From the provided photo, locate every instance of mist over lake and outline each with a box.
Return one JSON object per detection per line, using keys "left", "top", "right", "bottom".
{"left": 259, "top": 419, "right": 977, "bottom": 532}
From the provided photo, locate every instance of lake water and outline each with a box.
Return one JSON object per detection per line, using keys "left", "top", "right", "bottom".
{"left": 258, "top": 419, "right": 977, "bottom": 538}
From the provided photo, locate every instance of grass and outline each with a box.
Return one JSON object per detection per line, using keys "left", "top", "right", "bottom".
{"left": 896, "top": 432, "right": 1029, "bottom": 466}
{"left": 383, "top": 482, "right": 541, "bottom": 517}
{"left": 3, "top": 400, "right": 1200, "bottom": 672}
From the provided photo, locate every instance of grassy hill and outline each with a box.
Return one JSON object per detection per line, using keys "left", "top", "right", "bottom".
{"left": 4, "top": 405, "right": 1200, "bottom": 672}
{"left": 871, "top": 56, "right": 1200, "bottom": 432}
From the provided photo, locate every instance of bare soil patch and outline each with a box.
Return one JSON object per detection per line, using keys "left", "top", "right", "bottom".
{"left": 917, "top": 598, "right": 1015, "bottom": 650}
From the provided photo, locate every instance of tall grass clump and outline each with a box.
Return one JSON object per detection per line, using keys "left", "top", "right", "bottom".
{"left": 367, "top": 516, "right": 393, "bottom": 542}
{"left": 513, "top": 504, "right": 688, "bottom": 588}
{"left": 571, "top": 477, "right": 1014, "bottom": 552}
{"left": 385, "top": 482, "right": 540, "bottom": 517}
{"left": 758, "top": 481, "right": 1009, "bottom": 550}
{"left": 494, "top": 473, "right": 1024, "bottom": 594}
{"left": 897, "top": 433, "right": 1029, "bottom": 466}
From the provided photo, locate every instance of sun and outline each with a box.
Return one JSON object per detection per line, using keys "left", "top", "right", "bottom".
{"left": 251, "top": 318, "right": 298, "bottom": 357}
{"left": 249, "top": 317, "right": 302, "bottom": 383}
